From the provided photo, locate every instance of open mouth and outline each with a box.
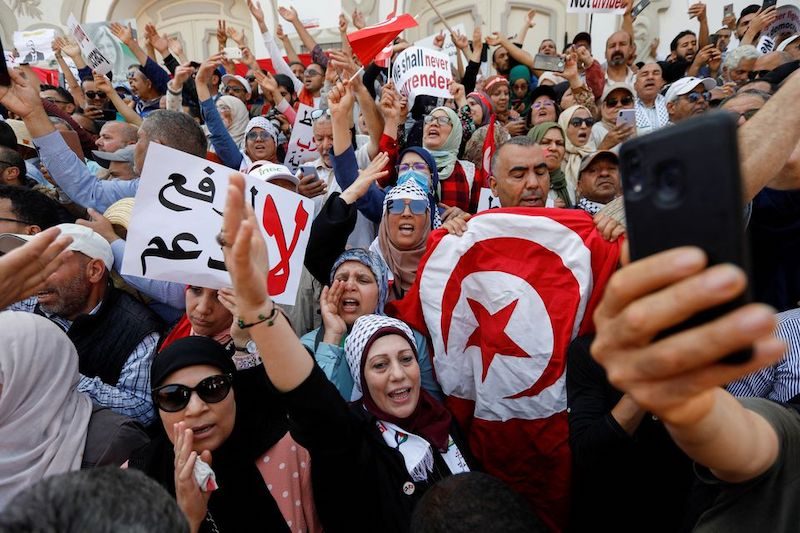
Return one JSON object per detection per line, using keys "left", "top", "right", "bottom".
{"left": 577, "top": 131, "right": 589, "bottom": 143}
{"left": 341, "top": 298, "right": 360, "bottom": 313}
{"left": 388, "top": 388, "right": 411, "bottom": 402}
{"left": 519, "top": 196, "right": 542, "bottom": 207}
{"left": 398, "top": 223, "right": 415, "bottom": 235}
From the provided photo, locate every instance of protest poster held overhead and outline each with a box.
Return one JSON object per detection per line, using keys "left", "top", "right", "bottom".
{"left": 122, "top": 144, "right": 314, "bottom": 306}
{"left": 391, "top": 46, "right": 453, "bottom": 105}
{"left": 13, "top": 29, "right": 56, "bottom": 63}
{"left": 67, "top": 14, "right": 114, "bottom": 75}
{"left": 757, "top": 5, "right": 800, "bottom": 54}
{"left": 566, "top": 0, "right": 626, "bottom": 15}
{"left": 283, "top": 103, "right": 318, "bottom": 172}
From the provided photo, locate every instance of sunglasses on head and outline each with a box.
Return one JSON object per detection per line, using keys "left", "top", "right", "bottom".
{"left": 85, "top": 91, "right": 107, "bottom": 99}
{"left": 386, "top": 198, "right": 428, "bottom": 215}
{"left": 605, "top": 95, "right": 633, "bottom": 107}
{"left": 569, "top": 117, "right": 595, "bottom": 128}
{"left": 246, "top": 130, "right": 273, "bottom": 142}
{"left": 681, "top": 91, "right": 711, "bottom": 104}
{"left": 152, "top": 374, "right": 233, "bottom": 412}
{"left": 424, "top": 115, "right": 453, "bottom": 127}
{"left": 310, "top": 108, "right": 331, "bottom": 121}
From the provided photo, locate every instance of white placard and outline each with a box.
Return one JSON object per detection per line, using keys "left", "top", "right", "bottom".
{"left": 67, "top": 14, "right": 113, "bottom": 75}
{"left": 277, "top": 0, "right": 343, "bottom": 35}
{"left": 13, "top": 29, "right": 56, "bottom": 63}
{"left": 122, "top": 143, "right": 315, "bottom": 305}
{"left": 566, "top": 0, "right": 626, "bottom": 15}
{"left": 283, "top": 103, "right": 318, "bottom": 172}
{"left": 476, "top": 188, "right": 501, "bottom": 213}
{"left": 391, "top": 46, "right": 453, "bottom": 105}
{"left": 757, "top": 5, "right": 800, "bottom": 54}
{"left": 416, "top": 23, "right": 467, "bottom": 67}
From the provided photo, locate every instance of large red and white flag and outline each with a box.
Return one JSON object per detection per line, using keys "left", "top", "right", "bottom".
{"left": 389, "top": 208, "right": 621, "bottom": 532}
{"left": 346, "top": 14, "right": 418, "bottom": 67}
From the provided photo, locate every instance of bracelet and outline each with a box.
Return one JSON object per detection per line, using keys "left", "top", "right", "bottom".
{"left": 237, "top": 302, "right": 279, "bottom": 329}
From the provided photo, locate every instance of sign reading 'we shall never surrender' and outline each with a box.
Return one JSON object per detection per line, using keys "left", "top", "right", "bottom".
{"left": 122, "top": 144, "right": 315, "bottom": 306}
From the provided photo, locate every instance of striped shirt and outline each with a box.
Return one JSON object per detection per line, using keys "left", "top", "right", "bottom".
{"left": 726, "top": 308, "right": 800, "bottom": 402}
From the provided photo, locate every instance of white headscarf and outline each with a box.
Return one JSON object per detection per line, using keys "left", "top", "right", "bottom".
{"left": 0, "top": 312, "right": 92, "bottom": 510}
{"left": 558, "top": 105, "right": 598, "bottom": 205}
{"left": 216, "top": 95, "right": 250, "bottom": 147}
{"left": 239, "top": 117, "right": 280, "bottom": 171}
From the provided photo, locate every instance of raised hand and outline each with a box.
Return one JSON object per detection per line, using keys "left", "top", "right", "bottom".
{"left": 525, "top": 9, "right": 537, "bottom": 28}
{"left": 0, "top": 68, "right": 43, "bottom": 119}
{"left": 247, "top": 0, "right": 265, "bottom": 24}
{"left": 275, "top": 23, "right": 288, "bottom": 41}
{"left": 109, "top": 22, "right": 135, "bottom": 46}
{"left": 485, "top": 32, "right": 502, "bottom": 46}
{"left": 352, "top": 8, "right": 366, "bottom": 30}
{"left": 320, "top": 281, "right": 347, "bottom": 343}
{"left": 449, "top": 80, "right": 467, "bottom": 107}
{"left": 687, "top": 2, "right": 707, "bottom": 21}
{"left": 217, "top": 287, "right": 250, "bottom": 347}
{"left": 379, "top": 82, "right": 402, "bottom": 123}
{"left": 254, "top": 70, "right": 277, "bottom": 93}
{"left": 173, "top": 422, "right": 213, "bottom": 533}
{"left": 216, "top": 20, "right": 228, "bottom": 49}
{"left": 451, "top": 31, "right": 469, "bottom": 50}
{"left": 145, "top": 23, "right": 170, "bottom": 55}
{"left": 327, "top": 80, "right": 356, "bottom": 120}
{"left": 59, "top": 36, "right": 82, "bottom": 59}
{"left": 328, "top": 48, "right": 358, "bottom": 79}
{"left": 433, "top": 31, "right": 445, "bottom": 49}
{"left": 226, "top": 26, "right": 247, "bottom": 47}
{"left": 339, "top": 13, "right": 348, "bottom": 33}
{"left": 278, "top": 6, "right": 299, "bottom": 23}
{"left": 91, "top": 70, "right": 114, "bottom": 94}
{"left": 196, "top": 52, "right": 224, "bottom": 85}
{"left": 339, "top": 151, "right": 390, "bottom": 205}
{"left": 172, "top": 63, "right": 195, "bottom": 89}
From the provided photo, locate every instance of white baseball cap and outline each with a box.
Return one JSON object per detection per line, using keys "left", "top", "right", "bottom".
{"left": 777, "top": 34, "right": 799, "bottom": 52}
{"left": 221, "top": 74, "right": 252, "bottom": 96}
{"left": 664, "top": 76, "right": 717, "bottom": 103}
{"left": 246, "top": 161, "right": 300, "bottom": 188}
{"left": 1, "top": 223, "right": 114, "bottom": 269}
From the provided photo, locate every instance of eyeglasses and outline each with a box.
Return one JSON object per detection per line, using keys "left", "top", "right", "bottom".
{"left": 748, "top": 70, "right": 771, "bottom": 81}
{"left": 729, "top": 109, "right": 760, "bottom": 122}
{"left": 396, "top": 162, "right": 430, "bottom": 174}
{"left": 85, "top": 91, "right": 107, "bottom": 100}
{"left": 681, "top": 91, "right": 711, "bottom": 104}
{"left": 246, "top": 130, "right": 273, "bottom": 142}
{"left": 605, "top": 96, "right": 634, "bottom": 107}
{"left": 532, "top": 100, "right": 555, "bottom": 110}
{"left": 224, "top": 85, "right": 246, "bottom": 94}
{"left": 152, "top": 374, "right": 233, "bottom": 412}
{"left": 304, "top": 69, "right": 322, "bottom": 77}
{"left": 569, "top": 117, "right": 595, "bottom": 128}
{"left": 386, "top": 198, "right": 429, "bottom": 215}
{"left": 424, "top": 115, "right": 453, "bottom": 127}
{"left": 310, "top": 108, "right": 331, "bottom": 121}
{"left": 0, "top": 216, "right": 33, "bottom": 225}
{"left": 43, "top": 97, "right": 69, "bottom": 105}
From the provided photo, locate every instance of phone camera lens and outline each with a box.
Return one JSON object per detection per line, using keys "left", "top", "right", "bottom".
{"left": 656, "top": 162, "right": 684, "bottom": 206}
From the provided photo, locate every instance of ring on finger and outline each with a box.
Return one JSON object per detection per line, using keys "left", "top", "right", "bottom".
{"left": 216, "top": 231, "right": 229, "bottom": 247}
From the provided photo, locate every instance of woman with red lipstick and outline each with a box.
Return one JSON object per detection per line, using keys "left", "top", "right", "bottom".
{"left": 218, "top": 174, "right": 473, "bottom": 532}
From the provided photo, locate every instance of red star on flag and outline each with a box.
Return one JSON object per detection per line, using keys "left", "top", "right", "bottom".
{"left": 465, "top": 298, "right": 529, "bottom": 381}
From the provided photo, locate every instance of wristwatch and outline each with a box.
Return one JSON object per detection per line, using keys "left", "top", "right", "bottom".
{"left": 235, "top": 340, "right": 257, "bottom": 354}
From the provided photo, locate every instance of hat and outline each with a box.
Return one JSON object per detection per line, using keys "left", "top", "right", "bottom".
{"left": 5, "top": 119, "right": 33, "bottom": 148}
{"left": 483, "top": 75, "right": 509, "bottom": 95}
{"left": 579, "top": 150, "right": 619, "bottom": 173}
{"left": 664, "top": 76, "right": 716, "bottom": 103}
{"left": 221, "top": 74, "right": 252, "bottom": 96}
{"left": 3, "top": 223, "right": 113, "bottom": 269}
{"left": 246, "top": 161, "right": 300, "bottom": 187}
{"left": 244, "top": 116, "right": 278, "bottom": 142}
{"left": 104, "top": 197, "right": 135, "bottom": 238}
{"left": 92, "top": 145, "right": 136, "bottom": 168}
{"left": 778, "top": 34, "right": 799, "bottom": 52}
{"left": 573, "top": 31, "right": 592, "bottom": 47}
{"left": 538, "top": 72, "right": 567, "bottom": 86}
{"left": 530, "top": 84, "right": 557, "bottom": 103}
{"left": 152, "top": 336, "right": 235, "bottom": 388}
{"left": 600, "top": 82, "right": 635, "bottom": 102}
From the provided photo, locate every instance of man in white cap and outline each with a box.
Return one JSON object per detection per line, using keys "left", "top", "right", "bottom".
{"left": 664, "top": 76, "right": 717, "bottom": 123}
{"left": 592, "top": 82, "right": 637, "bottom": 150}
{"left": 221, "top": 74, "right": 252, "bottom": 107}
{"left": 4, "top": 223, "right": 163, "bottom": 425}
{"left": 778, "top": 34, "right": 800, "bottom": 61}
{"left": 92, "top": 145, "right": 136, "bottom": 181}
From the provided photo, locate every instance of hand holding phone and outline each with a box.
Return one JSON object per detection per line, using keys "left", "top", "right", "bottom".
{"left": 616, "top": 109, "right": 636, "bottom": 128}
{"left": 532, "top": 54, "right": 565, "bottom": 73}
{"left": 761, "top": 0, "right": 778, "bottom": 10}
{"left": 632, "top": 0, "right": 652, "bottom": 18}
{"left": 223, "top": 47, "right": 243, "bottom": 60}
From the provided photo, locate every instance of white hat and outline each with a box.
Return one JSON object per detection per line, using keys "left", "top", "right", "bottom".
{"left": 777, "top": 34, "right": 799, "bottom": 52}
{"left": 600, "top": 82, "right": 635, "bottom": 102}
{"left": 664, "top": 76, "right": 716, "bottom": 103}
{"left": 221, "top": 74, "right": 252, "bottom": 96}
{"left": 246, "top": 161, "right": 300, "bottom": 188}
{"left": 3, "top": 223, "right": 114, "bottom": 269}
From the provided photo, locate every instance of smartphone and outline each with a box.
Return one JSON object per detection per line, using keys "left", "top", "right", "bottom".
{"left": 619, "top": 112, "right": 752, "bottom": 364}
{"left": 709, "top": 34, "right": 721, "bottom": 48}
{"left": 0, "top": 35, "right": 10, "bottom": 86}
{"left": 223, "top": 47, "right": 243, "bottom": 60}
{"left": 300, "top": 165, "right": 320, "bottom": 182}
{"left": 631, "top": 0, "right": 652, "bottom": 18}
{"left": 762, "top": 0, "right": 778, "bottom": 9}
{"left": 616, "top": 109, "right": 636, "bottom": 127}
{"left": 533, "top": 54, "right": 565, "bottom": 73}
{"left": 0, "top": 234, "right": 26, "bottom": 256}
{"left": 724, "top": 3, "right": 735, "bottom": 17}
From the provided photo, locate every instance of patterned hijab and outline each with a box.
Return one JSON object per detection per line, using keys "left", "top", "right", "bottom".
{"left": 528, "top": 122, "right": 572, "bottom": 207}
{"left": 240, "top": 117, "right": 279, "bottom": 171}
{"left": 330, "top": 248, "right": 389, "bottom": 315}
{"left": 424, "top": 106, "right": 462, "bottom": 180}
{"left": 558, "top": 105, "right": 597, "bottom": 205}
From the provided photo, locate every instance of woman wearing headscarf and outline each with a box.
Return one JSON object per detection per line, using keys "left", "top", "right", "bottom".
{"left": 558, "top": 105, "right": 598, "bottom": 205}
{"left": 213, "top": 95, "right": 249, "bottom": 147}
{"left": 300, "top": 248, "right": 441, "bottom": 402}
{"left": 484, "top": 75, "right": 526, "bottom": 137}
{"left": 129, "top": 336, "right": 320, "bottom": 533}
{"left": 0, "top": 312, "right": 148, "bottom": 510}
{"left": 466, "top": 91, "right": 493, "bottom": 128}
{"left": 528, "top": 122, "right": 572, "bottom": 207}
{"left": 509, "top": 65, "right": 533, "bottom": 119}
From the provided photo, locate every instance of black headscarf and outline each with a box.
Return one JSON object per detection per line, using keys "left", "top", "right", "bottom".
{"left": 130, "top": 336, "right": 290, "bottom": 533}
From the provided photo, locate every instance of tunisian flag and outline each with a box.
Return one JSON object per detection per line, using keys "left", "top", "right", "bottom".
{"left": 347, "top": 14, "right": 418, "bottom": 67}
{"left": 388, "top": 208, "right": 621, "bottom": 532}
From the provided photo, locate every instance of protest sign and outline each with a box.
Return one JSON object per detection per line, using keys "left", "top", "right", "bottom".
{"left": 277, "top": 0, "right": 342, "bottom": 34}
{"left": 283, "top": 103, "right": 318, "bottom": 172}
{"left": 67, "top": 15, "right": 113, "bottom": 75}
{"left": 83, "top": 21, "right": 139, "bottom": 83}
{"left": 122, "top": 143, "right": 315, "bottom": 305}
{"left": 476, "top": 188, "right": 502, "bottom": 213}
{"left": 416, "top": 23, "right": 467, "bottom": 67}
{"left": 566, "top": 0, "right": 626, "bottom": 15}
{"left": 756, "top": 5, "right": 800, "bottom": 54}
{"left": 13, "top": 29, "right": 56, "bottom": 63}
{"left": 391, "top": 46, "right": 453, "bottom": 105}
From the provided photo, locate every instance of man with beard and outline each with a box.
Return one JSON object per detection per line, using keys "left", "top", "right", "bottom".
{"left": 634, "top": 62, "right": 669, "bottom": 134}
{"left": 665, "top": 76, "right": 716, "bottom": 123}
{"left": 660, "top": 4, "right": 717, "bottom": 83}
{"left": 4, "top": 224, "right": 163, "bottom": 425}
{"left": 604, "top": 31, "right": 636, "bottom": 88}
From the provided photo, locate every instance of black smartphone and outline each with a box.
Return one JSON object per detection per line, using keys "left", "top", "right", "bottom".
{"left": 0, "top": 35, "right": 11, "bottom": 87}
{"left": 709, "top": 34, "right": 721, "bottom": 48}
{"left": 632, "top": 0, "right": 652, "bottom": 18}
{"left": 762, "top": 0, "right": 778, "bottom": 10}
{"left": 724, "top": 3, "right": 735, "bottom": 18}
{"left": 619, "top": 112, "right": 752, "bottom": 364}
{"left": 533, "top": 53, "right": 565, "bottom": 73}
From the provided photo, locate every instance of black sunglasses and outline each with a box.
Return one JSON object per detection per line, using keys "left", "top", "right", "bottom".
{"left": 569, "top": 117, "right": 595, "bottom": 127}
{"left": 152, "top": 374, "right": 233, "bottom": 412}
{"left": 748, "top": 70, "right": 771, "bottom": 81}
{"left": 605, "top": 96, "right": 633, "bottom": 107}
{"left": 386, "top": 198, "right": 428, "bottom": 215}
{"left": 85, "top": 91, "right": 107, "bottom": 99}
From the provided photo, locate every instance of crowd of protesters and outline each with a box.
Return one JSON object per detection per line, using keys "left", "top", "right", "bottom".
{"left": 1, "top": 0, "right": 800, "bottom": 531}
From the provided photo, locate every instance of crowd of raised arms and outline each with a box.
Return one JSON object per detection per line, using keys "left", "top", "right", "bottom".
{"left": 0, "top": 0, "right": 799, "bottom": 531}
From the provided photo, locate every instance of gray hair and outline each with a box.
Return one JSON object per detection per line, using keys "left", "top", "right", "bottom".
{"left": 490, "top": 136, "right": 537, "bottom": 177}
{"left": 141, "top": 110, "right": 207, "bottom": 158}
{"left": 723, "top": 45, "right": 760, "bottom": 71}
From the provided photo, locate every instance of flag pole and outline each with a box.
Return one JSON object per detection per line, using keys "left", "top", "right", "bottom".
{"left": 425, "top": 0, "right": 455, "bottom": 34}
{"left": 349, "top": 66, "right": 364, "bottom": 83}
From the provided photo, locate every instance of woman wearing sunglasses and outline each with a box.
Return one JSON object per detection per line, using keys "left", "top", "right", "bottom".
{"left": 130, "top": 336, "right": 319, "bottom": 533}
{"left": 0, "top": 312, "right": 149, "bottom": 510}
{"left": 558, "top": 105, "right": 598, "bottom": 204}
{"left": 195, "top": 54, "right": 284, "bottom": 171}
{"left": 218, "top": 185, "right": 474, "bottom": 531}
